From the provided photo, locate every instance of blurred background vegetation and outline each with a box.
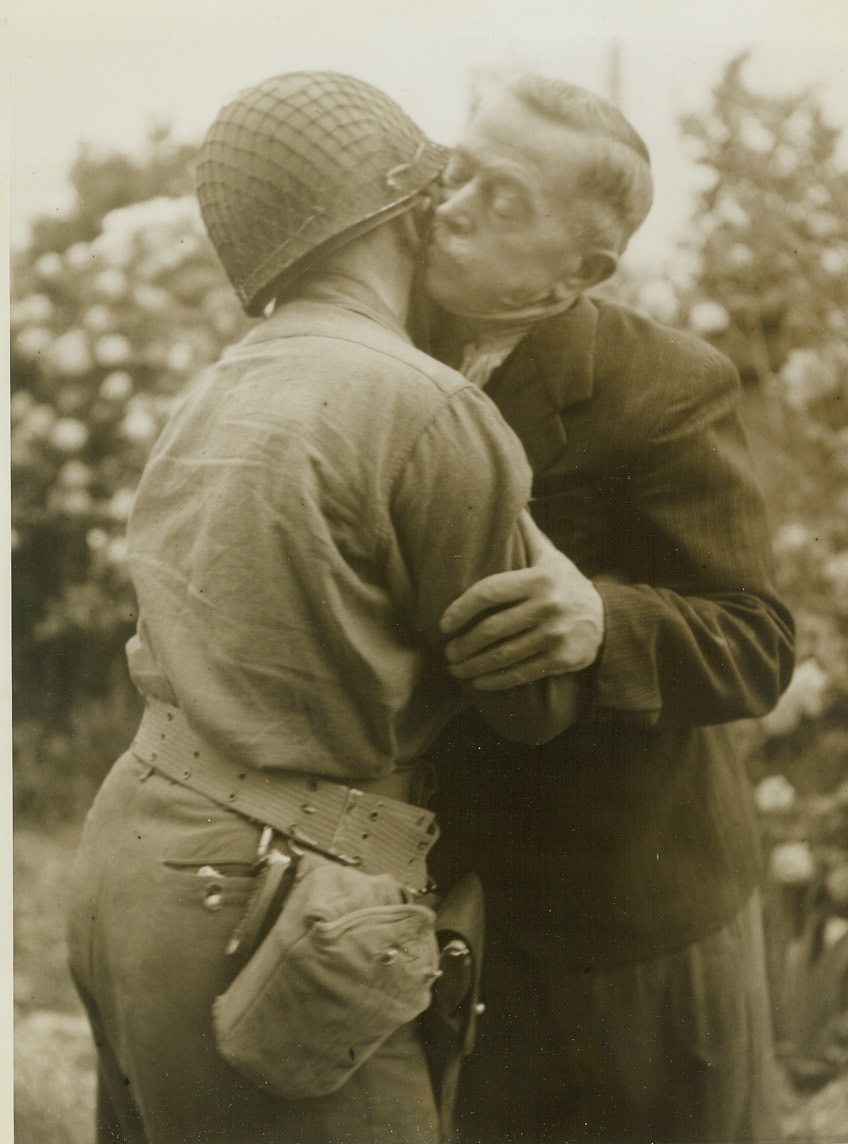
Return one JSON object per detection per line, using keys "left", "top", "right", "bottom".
{"left": 11, "top": 54, "right": 848, "bottom": 1138}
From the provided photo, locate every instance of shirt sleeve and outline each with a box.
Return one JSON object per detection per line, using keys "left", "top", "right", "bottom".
{"left": 590, "top": 352, "right": 795, "bottom": 727}
{"left": 388, "top": 384, "right": 580, "bottom": 744}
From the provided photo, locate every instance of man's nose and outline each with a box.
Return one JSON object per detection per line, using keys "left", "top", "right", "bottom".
{"left": 435, "top": 182, "right": 475, "bottom": 234}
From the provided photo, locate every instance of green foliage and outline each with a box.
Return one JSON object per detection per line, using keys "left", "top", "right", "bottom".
{"left": 11, "top": 128, "right": 249, "bottom": 810}
{"left": 679, "top": 53, "right": 848, "bottom": 755}
{"left": 679, "top": 53, "right": 848, "bottom": 388}
{"left": 24, "top": 124, "right": 198, "bottom": 261}
{"left": 678, "top": 55, "right": 848, "bottom": 1088}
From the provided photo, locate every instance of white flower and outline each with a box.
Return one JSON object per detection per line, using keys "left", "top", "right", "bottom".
{"left": 166, "top": 341, "right": 194, "bottom": 373}
{"left": 50, "top": 417, "right": 89, "bottom": 454}
{"left": 99, "top": 370, "right": 133, "bottom": 402}
{"left": 821, "top": 248, "right": 848, "bottom": 277}
{"left": 761, "top": 658, "right": 829, "bottom": 737}
{"left": 92, "top": 268, "right": 129, "bottom": 300}
{"left": 90, "top": 228, "right": 134, "bottom": 268}
{"left": 82, "top": 305, "right": 114, "bottom": 333}
{"left": 807, "top": 212, "right": 840, "bottom": 239}
{"left": 107, "top": 536, "right": 129, "bottom": 566}
{"left": 773, "top": 522, "right": 811, "bottom": 556}
{"left": 825, "top": 865, "right": 848, "bottom": 909}
{"left": 58, "top": 460, "right": 92, "bottom": 488}
{"left": 65, "top": 242, "right": 94, "bottom": 271}
{"left": 770, "top": 841, "right": 816, "bottom": 885}
{"left": 805, "top": 184, "right": 830, "bottom": 208}
{"left": 781, "top": 349, "right": 838, "bottom": 411}
{"left": 133, "top": 284, "right": 171, "bottom": 313}
{"left": 785, "top": 110, "right": 813, "bottom": 147}
{"left": 103, "top": 195, "right": 200, "bottom": 236}
{"left": 727, "top": 244, "right": 754, "bottom": 270}
{"left": 739, "top": 116, "right": 775, "bottom": 155}
{"left": 823, "top": 917, "right": 848, "bottom": 949}
{"left": 108, "top": 488, "right": 136, "bottom": 522}
{"left": 120, "top": 406, "right": 158, "bottom": 444}
{"left": 95, "top": 334, "right": 132, "bottom": 367}
{"left": 15, "top": 326, "right": 53, "bottom": 358}
{"left": 10, "top": 528, "right": 21, "bottom": 552}
{"left": 10, "top": 390, "right": 35, "bottom": 423}
{"left": 20, "top": 404, "right": 56, "bottom": 440}
{"left": 774, "top": 145, "right": 799, "bottom": 176}
{"left": 86, "top": 528, "right": 110, "bottom": 551}
{"left": 637, "top": 280, "right": 679, "bottom": 324}
{"left": 58, "top": 488, "right": 94, "bottom": 516}
{"left": 715, "top": 196, "right": 750, "bottom": 230}
{"left": 11, "top": 293, "right": 54, "bottom": 327}
{"left": 789, "top": 658, "right": 830, "bottom": 717}
{"left": 47, "top": 487, "right": 93, "bottom": 516}
{"left": 34, "top": 252, "right": 64, "bottom": 280}
{"left": 47, "top": 329, "right": 93, "bottom": 376}
{"left": 754, "top": 774, "right": 796, "bottom": 814}
{"left": 688, "top": 301, "right": 730, "bottom": 336}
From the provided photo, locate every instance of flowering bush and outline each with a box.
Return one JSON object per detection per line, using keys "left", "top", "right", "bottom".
{"left": 754, "top": 768, "right": 848, "bottom": 1088}
{"left": 679, "top": 55, "right": 848, "bottom": 1087}
{"left": 11, "top": 137, "right": 249, "bottom": 813}
{"left": 678, "top": 54, "right": 848, "bottom": 763}
{"left": 12, "top": 192, "right": 245, "bottom": 637}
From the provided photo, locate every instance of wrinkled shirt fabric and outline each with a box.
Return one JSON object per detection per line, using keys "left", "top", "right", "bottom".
{"left": 126, "top": 275, "right": 550, "bottom": 781}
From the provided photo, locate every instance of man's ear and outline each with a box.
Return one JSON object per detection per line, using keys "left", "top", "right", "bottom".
{"left": 580, "top": 249, "right": 619, "bottom": 289}
{"left": 554, "top": 249, "right": 618, "bottom": 300}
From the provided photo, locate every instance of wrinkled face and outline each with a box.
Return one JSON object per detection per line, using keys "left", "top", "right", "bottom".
{"left": 424, "top": 91, "right": 596, "bottom": 317}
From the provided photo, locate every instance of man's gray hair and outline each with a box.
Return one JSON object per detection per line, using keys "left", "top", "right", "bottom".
{"left": 507, "top": 74, "right": 654, "bottom": 253}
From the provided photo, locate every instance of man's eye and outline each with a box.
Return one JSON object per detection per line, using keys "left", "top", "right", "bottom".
{"left": 488, "top": 186, "right": 525, "bottom": 221}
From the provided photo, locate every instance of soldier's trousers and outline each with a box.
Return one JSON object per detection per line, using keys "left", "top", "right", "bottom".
{"left": 67, "top": 751, "right": 440, "bottom": 1144}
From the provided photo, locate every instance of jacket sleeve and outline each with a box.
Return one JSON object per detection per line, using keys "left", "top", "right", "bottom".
{"left": 590, "top": 352, "right": 794, "bottom": 727}
{"left": 388, "top": 385, "right": 579, "bottom": 745}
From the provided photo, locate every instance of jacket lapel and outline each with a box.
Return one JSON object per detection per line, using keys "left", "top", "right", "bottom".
{"left": 486, "top": 296, "right": 599, "bottom": 475}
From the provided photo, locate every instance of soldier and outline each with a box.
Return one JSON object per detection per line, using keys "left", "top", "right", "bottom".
{"left": 66, "top": 72, "right": 579, "bottom": 1144}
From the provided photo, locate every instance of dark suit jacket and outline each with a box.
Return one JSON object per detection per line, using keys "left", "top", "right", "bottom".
{"left": 427, "top": 294, "right": 795, "bottom": 970}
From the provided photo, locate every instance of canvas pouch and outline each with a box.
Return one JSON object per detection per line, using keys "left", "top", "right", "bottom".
{"left": 213, "top": 850, "right": 440, "bottom": 1098}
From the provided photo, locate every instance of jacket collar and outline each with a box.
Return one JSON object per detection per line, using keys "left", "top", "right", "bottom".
{"left": 508, "top": 293, "right": 599, "bottom": 412}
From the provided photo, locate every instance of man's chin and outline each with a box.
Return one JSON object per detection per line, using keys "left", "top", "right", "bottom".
{"left": 423, "top": 265, "right": 463, "bottom": 314}
{"left": 425, "top": 264, "right": 489, "bottom": 318}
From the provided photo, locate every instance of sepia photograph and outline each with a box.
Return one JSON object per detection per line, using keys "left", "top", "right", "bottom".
{"left": 8, "top": 1, "right": 848, "bottom": 1140}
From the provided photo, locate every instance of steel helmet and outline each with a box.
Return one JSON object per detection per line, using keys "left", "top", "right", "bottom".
{"left": 196, "top": 71, "right": 448, "bottom": 316}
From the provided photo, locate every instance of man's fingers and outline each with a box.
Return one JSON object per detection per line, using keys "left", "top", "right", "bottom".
{"left": 447, "top": 626, "right": 549, "bottom": 679}
{"left": 443, "top": 601, "right": 537, "bottom": 663}
{"left": 439, "top": 568, "right": 535, "bottom": 634}
{"left": 453, "top": 652, "right": 555, "bottom": 692}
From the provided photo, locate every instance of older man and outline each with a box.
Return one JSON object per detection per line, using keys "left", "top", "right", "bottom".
{"left": 66, "top": 72, "right": 581, "bottom": 1144}
{"left": 423, "top": 75, "right": 795, "bottom": 1143}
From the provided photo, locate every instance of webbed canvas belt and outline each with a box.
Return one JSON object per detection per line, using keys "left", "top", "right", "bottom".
{"left": 131, "top": 699, "right": 437, "bottom": 893}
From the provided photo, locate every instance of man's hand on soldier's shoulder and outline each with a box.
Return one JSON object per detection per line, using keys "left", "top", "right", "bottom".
{"left": 439, "top": 512, "right": 605, "bottom": 691}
